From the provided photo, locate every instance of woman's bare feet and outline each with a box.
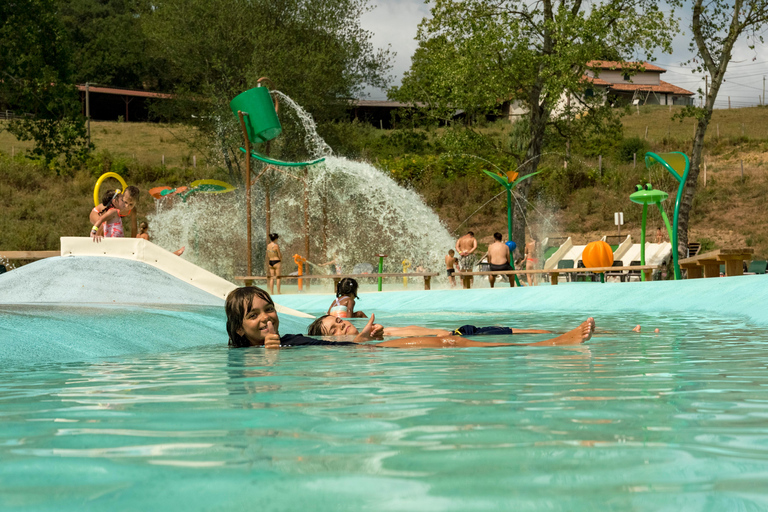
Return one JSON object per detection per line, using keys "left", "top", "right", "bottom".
{"left": 632, "top": 325, "right": 641, "bottom": 332}
{"left": 530, "top": 317, "right": 595, "bottom": 346}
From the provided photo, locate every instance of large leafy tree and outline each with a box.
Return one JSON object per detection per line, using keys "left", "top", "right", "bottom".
{"left": 142, "top": 0, "right": 392, "bottom": 180}
{"left": 57, "top": 0, "right": 160, "bottom": 89}
{"left": 392, "top": 0, "right": 675, "bottom": 245}
{"left": 0, "top": 0, "right": 90, "bottom": 169}
{"left": 669, "top": 0, "right": 768, "bottom": 263}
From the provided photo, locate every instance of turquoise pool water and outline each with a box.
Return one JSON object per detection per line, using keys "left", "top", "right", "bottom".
{"left": 2, "top": 310, "right": 768, "bottom": 511}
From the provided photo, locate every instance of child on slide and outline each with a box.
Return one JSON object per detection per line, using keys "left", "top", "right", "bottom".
{"left": 89, "top": 187, "right": 140, "bottom": 241}
{"left": 227, "top": 287, "right": 594, "bottom": 349}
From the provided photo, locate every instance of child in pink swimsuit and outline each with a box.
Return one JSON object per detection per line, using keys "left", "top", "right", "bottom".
{"left": 89, "top": 186, "right": 139, "bottom": 240}
{"left": 327, "top": 278, "right": 367, "bottom": 318}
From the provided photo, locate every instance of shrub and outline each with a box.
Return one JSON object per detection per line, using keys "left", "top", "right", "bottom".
{"left": 617, "top": 136, "right": 649, "bottom": 163}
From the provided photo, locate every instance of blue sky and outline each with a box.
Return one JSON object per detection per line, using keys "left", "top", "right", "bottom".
{"left": 361, "top": 0, "right": 768, "bottom": 108}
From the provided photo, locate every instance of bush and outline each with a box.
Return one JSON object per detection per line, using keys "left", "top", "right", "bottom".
{"left": 616, "top": 136, "right": 649, "bottom": 163}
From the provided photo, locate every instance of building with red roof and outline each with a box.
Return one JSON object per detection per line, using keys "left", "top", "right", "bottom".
{"left": 583, "top": 61, "right": 694, "bottom": 106}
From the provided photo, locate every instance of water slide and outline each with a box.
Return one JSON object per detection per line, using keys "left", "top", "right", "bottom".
{"left": 0, "top": 237, "right": 312, "bottom": 364}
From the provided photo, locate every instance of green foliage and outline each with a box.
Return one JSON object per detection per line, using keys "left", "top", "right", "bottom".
{"left": 141, "top": 0, "right": 392, "bottom": 176}
{"left": 617, "top": 137, "right": 649, "bottom": 163}
{"left": 0, "top": 0, "right": 91, "bottom": 169}
{"left": 57, "top": 0, "right": 158, "bottom": 89}
{"left": 698, "top": 237, "right": 716, "bottom": 253}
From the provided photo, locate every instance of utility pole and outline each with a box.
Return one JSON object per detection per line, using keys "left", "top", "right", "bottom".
{"left": 85, "top": 82, "right": 91, "bottom": 148}
{"left": 763, "top": 76, "right": 765, "bottom": 106}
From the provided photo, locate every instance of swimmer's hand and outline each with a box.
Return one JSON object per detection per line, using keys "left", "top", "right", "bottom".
{"left": 265, "top": 320, "right": 281, "bottom": 349}
{"left": 370, "top": 323, "right": 384, "bottom": 339}
{"left": 354, "top": 314, "right": 378, "bottom": 343}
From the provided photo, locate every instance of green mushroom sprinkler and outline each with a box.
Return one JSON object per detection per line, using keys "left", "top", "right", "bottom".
{"left": 629, "top": 183, "right": 675, "bottom": 281}
{"left": 644, "top": 152, "right": 690, "bottom": 280}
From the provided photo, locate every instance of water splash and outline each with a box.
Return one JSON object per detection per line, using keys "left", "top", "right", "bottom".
{"left": 147, "top": 95, "right": 455, "bottom": 281}
{"left": 273, "top": 91, "right": 333, "bottom": 159}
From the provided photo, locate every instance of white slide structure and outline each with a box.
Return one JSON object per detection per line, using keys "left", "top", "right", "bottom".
{"left": 59, "top": 237, "right": 312, "bottom": 318}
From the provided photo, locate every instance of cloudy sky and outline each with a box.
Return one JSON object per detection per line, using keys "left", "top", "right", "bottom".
{"left": 360, "top": 1, "right": 768, "bottom": 109}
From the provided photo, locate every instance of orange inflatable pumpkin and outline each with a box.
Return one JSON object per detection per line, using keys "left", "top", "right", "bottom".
{"left": 581, "top": 240, "right": 613, "bottom": 272}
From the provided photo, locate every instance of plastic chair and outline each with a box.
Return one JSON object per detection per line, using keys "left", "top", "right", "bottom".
{"left": 557, "top": 259, "right": 574, "bottom": 282}
{"left": 747, "top": 260, "right": 767, "bottom": 274}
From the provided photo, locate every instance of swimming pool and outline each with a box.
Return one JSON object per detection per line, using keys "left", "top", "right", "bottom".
{"left": 2, "top": 309, "right": 767, "bottom": 511}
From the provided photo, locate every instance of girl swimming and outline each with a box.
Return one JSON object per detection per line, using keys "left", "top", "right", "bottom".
{"left": 328, "top": 277, "right": 366, "bottom": 318}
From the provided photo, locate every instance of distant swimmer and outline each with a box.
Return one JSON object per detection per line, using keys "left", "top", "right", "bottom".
{"left": 226, "top": 286, "right": 595, "bottom": 349}
{"left": 328, "top": 278, "right": 367, "bottom": 318}
{"left": 485, "top": 232, "right": 512, "bottom": 288}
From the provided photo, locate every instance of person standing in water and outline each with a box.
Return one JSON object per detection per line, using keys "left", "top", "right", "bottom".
{"left": 486, "top": 232, "right": 513, "bottom": 288}
{"left": 524, "top": 232, "right": 539, "bottom": 286}
{"left": 445, "top": 249, "right": 460, "bottom": 287}
{"left": 266, "top": 233, "right": 282, "bottom": 295}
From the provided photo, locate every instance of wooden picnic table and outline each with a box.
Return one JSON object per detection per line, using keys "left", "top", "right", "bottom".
{"left": 679, "top": 248, "right": 754, "bottom": 278}
{"left": 235, "top": 272, "right": 440, "bottom": 290}
{"left": 455, "top": 265, "right": 659, "bottom": 289}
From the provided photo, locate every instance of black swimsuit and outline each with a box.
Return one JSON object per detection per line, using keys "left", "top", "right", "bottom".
{"left": 280, "top": 334, "right": 356, "bottom": 347}
{"left": 269, "top": 260, "right": 281, "bottom": 267}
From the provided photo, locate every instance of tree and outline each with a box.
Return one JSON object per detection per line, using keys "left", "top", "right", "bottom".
{"left": 0, "top": 0, "right": 91, "bottom": 169}
{"left": 57, "top": 0, "right": 160, "bottom": 89}
{"left": 142, "top": 0, "right": 392, "bottom": 181}
{"left": 391, "top": 0, "right": 675, "bottom": 247}
{"left": 670, "top": 0, "right": 768, "bottom": 262}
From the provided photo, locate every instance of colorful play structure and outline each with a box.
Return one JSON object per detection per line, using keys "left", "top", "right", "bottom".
{"left": 230, "top": 79, "right": 327, "bottom": 279}
{"left": 149, "top": 179, "right": 236, "bottom": 202}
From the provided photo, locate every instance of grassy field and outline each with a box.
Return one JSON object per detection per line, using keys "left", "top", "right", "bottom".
{"left": 0, "top": 121, "right": 205, "bottom": 168}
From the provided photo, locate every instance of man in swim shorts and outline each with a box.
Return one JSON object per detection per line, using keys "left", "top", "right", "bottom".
{"left": 456, "top": 231, "right": 478, "bottom": 283}
{"left": 486, "top": 232, "right": 513, "bottom": 288}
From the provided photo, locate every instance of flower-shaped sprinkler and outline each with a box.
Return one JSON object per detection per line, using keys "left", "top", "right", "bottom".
{"left": 482, "top": 168, "right": 543, "bottom": 287}
{"left": 629, "top": 183, "right": 674, "bottom": 281}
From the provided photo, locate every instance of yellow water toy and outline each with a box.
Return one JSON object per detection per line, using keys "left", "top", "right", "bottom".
{"left": 402, "top": 259, "right": 411, "bottom": 287}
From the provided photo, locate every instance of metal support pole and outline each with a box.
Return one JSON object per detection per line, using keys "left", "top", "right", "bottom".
{"left": 238, "top": 111, "right": 252, "bottom": 278}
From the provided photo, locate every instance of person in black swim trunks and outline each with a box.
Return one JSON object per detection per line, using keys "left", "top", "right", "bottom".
{"left": 226, "top": 287, "right": 595, "bottom": 349}
{"left": 266, "top": 233, "right": 282, "bottom": 295}
{"left": 485, "top": 232, "right": 513, "bottom": 288}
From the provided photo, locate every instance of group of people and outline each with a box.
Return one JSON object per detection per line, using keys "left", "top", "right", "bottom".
{"left": 447, "top": 230, "right": 540, "bottom": 288}
{"left": 226, "top": 279, "right": 596, "bottom": 350}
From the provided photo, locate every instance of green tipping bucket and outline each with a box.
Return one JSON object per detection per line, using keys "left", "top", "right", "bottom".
{"left": 230, "top": 87, "right": 282, "bottom": 144}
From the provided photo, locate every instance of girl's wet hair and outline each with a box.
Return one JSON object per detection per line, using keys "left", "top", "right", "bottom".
{"left": 225, "top": 286, "right": 274, "bottom": 347}
{"left": 269, "top": 233, "right": 279, "bottom": 242}
{"left": 335, "top": 277, "right": 359, "bottom": 299}
{"left": 307, "top": 315, "right": 331, "bottom": 336}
